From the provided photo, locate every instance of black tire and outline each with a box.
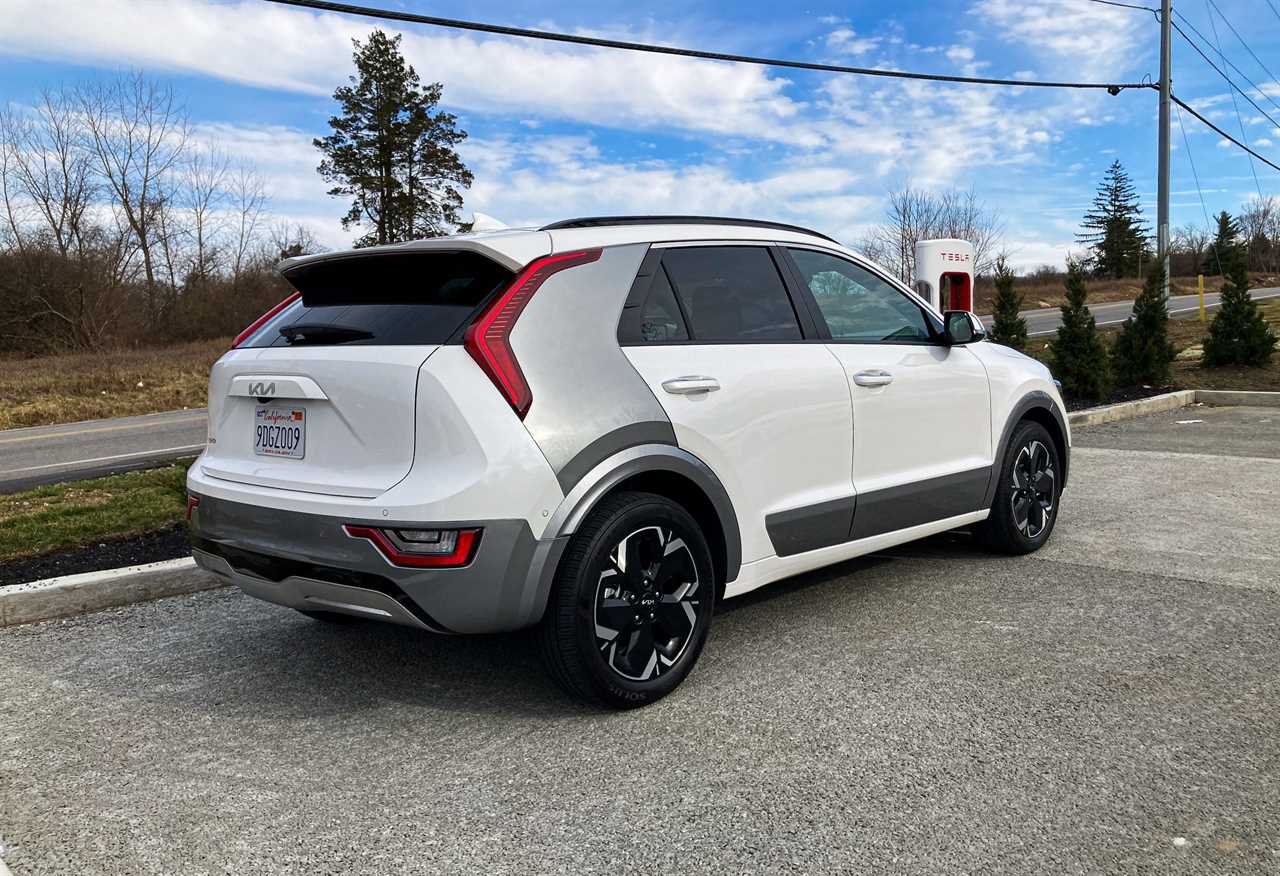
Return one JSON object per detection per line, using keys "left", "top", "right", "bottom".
{"left": 538, "top": 491, "right": 716, "bottom": 709}
{"left": 976, "top": 420, "right": 1062, "bottom": 555}
{"left": 297, "top": 609, "right": 365, "bottom": 624}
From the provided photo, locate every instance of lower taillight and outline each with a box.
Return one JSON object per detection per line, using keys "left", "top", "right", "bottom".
{"left": 464, "top": 248, "right": 601, "bottom": 418}
{"left": 344, "top": 525, "right": 480, "bottom": 568}
{"left": 185, "top": 496, "right": 200, "bottom": 521}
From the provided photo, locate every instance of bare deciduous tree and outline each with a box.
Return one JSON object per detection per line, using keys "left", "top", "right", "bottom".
{"left": 857, "top": 185, "right": 1004, "bottom": 283}
{"left": 78, "top": 72, "right": 190, "bottom": 323}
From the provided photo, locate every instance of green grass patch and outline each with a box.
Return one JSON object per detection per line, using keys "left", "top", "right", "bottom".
{"left": 0, "top": 461, "right": 191, "bottom": 563}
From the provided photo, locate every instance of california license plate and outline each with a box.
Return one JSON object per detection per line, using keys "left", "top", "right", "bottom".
{"left": 254, "top": 407, "right": 306, "bottom": 459}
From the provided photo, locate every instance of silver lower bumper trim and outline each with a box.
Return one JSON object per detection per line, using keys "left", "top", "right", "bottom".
{"left": 192, "top": 548, "right": 436, "bottom": 631}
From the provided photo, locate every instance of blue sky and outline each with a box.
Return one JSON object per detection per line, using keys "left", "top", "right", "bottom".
{"left": 2, "top": 0, "right": 1278, "bottom": 268}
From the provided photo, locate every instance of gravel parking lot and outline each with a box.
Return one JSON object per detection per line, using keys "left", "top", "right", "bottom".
{"left": 2, "top": 408, "right": 1278, "bottom": 874}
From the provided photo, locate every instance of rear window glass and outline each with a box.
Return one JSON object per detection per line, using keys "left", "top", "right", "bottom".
{"left": 240, "top": 251, "right": 514, "bottom": 348}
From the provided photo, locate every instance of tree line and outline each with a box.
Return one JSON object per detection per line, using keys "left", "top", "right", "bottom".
{"left": 0, "top": 74, "right": 324, "bottom": 354}
{"left": 0, "top": 31, "right": 471, "bottom": 355}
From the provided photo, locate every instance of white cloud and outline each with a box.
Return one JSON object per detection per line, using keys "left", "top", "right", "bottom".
{"left": 971, "top": 0, "right": 1146, "bottom": 79}
{"left": 0, "top": 0, "right": 807, "bottom": 143}
{"left": 826, "top": 28, "right": 881, "bottom": 56}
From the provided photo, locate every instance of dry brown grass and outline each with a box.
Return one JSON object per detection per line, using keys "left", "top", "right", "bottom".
{"left": 0, "top": 338, "right": 228, "bottom": 430}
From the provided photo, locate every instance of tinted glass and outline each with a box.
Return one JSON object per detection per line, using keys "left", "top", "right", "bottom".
{"left": 636, "top": 267, "right": 690, "bottom": 342}
{"left": 788, "top": 248, "right": 932, "bottom": 342}
{"left": 662, "top": 246, "right": 801, "bottom": 342}
{"left": 241, "top": 251, "right": 513, "bottom": 347}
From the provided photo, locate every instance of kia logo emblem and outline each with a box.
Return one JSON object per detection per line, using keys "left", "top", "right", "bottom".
{"left": 249, "top": 381, "right": 276, "bottom": 397}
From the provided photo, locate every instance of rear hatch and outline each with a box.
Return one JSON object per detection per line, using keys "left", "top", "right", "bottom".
{"left": 200, "top": 250, "right": 514, "bottom": 498}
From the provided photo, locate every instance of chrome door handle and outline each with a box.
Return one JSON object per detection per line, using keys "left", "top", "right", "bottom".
{"left": 852, "top": 369, "right": 894, "bottom": 387}
{"left": 662, "top": 376, "right": 721, "bottom": 395}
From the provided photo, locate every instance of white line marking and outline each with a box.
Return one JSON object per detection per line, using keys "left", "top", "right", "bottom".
{"left": 0, "top": 444, "right": 205, "bottom": 476}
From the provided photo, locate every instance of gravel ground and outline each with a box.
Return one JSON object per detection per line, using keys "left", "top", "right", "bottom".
{"left": 1, "top": 414, "right": 1277, "bottom": 874}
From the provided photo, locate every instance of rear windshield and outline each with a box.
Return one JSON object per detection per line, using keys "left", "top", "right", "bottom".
{"left": 240, "top": 251, "right": 514, "bottom": 348}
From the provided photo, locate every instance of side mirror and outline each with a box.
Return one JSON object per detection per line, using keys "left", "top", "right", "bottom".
{"left": 943, "top": 311, "right": 986, "bottom": 345}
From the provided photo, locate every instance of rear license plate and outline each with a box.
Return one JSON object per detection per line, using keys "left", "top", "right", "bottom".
{"left": 254, "top": 407, "right": 306, "bottom": 459}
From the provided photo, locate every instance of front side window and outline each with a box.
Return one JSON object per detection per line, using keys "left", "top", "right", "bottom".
{"left": 661, "top": 246, "right": 802, "bottom": 342}
{"left": 788, "top": 248, "right": 933, "bottom": 343}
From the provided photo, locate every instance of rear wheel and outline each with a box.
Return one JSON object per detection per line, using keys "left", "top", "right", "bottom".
{"left": 538, "top": 491, "right": 715, "bottom": 709}
{"left": 976, "top": 420, "right": 1061, "bottom": 554}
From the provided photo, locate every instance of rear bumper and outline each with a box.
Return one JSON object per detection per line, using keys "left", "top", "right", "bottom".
{"left": 189, "top": 493, "right": 567, "bottom": 634}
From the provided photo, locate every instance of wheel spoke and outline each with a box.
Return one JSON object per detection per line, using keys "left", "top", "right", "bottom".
{"left": 654, "top": 600, "right": 694, "bottom": 648}
{"left": 595, "top": 597, "right": 635, "bottom": 641}
{"left": 614, "top": 623, "right": 657, "bottom": 680}
{"left": 1012, "top": 493, "right": 1031, "bottom": 532}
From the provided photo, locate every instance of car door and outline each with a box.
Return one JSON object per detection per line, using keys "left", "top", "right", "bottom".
{"left": 620, "top": 243, "right": 855, "bottom": 564}
{"left": 780, "top": 246, "right": 993, "bottom": 539}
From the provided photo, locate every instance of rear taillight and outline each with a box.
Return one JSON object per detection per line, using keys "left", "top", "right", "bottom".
{"left": 344, "top": 525, "right": 480, "bottom": 568}
{"left": 464, "top": 249, "right": 602, "bottom": 418}
{"left": 230, "top": 291, "right": 301, "bottom": 349}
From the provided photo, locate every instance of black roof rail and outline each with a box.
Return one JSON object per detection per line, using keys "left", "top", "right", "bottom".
{"left": 539, "top": 215, "right": 839, "bottom": 244}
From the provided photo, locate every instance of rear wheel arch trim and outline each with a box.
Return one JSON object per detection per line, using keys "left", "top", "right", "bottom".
{"left": 983, "top": 391, "right": 1070, "bottom": 508}
{"left": 548, "top": 444, "right": 742, "bottom": 586}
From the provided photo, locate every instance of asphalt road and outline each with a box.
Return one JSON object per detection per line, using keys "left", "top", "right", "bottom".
{"left": 2, "top": 408, "right": 1277, "bottom": 873}
{"left": 1021, "top": 286, "right": 1280, "bottom": 337}
{"left": 0, "top": 409, "right": 206, "bottom": 493}
{"left": 0, "top": 286, "right": 1275, "bottom": 493}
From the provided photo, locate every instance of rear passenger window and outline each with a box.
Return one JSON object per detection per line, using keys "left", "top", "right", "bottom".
{"left": 662, "top": 247, "right": 801, "bottom": 342}
{"left": 637, "top": 268, "right": 689, "bottom": 342}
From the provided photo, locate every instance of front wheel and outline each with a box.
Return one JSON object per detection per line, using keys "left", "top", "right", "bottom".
{"left": 976, "top": 420, "right": 1061, "bottom": 554}
{"left": 538, "top": 491, "right": 716, "bottom": 709}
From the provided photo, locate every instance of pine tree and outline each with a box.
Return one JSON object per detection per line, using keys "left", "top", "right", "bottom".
{"left": 988, "top": 257, "right": 1027, "bottom": 350}
{"left": 1202, "top": 243, "right": 1276, "bottom": 366}
{"left": 1111, "top": 263, "right": 1175, "bottom": 386}
{"left": 315, "top": 30, "right": 472, "bottom": 247}
{"left": 1050, "top": 259, "right": 1111, "bottom": 401}
{"left": 1077, "top": 160, "right": 1151, "bottom": 279}
{"left": 1201, "top": 211, "right": 1242, "bottom": 277}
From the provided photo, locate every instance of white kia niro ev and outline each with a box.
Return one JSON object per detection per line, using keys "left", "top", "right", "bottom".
{"left": 188, "top": 216, "right": 1069, "bottom": 708}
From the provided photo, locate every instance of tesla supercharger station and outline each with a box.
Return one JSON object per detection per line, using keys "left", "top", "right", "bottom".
{"left": 914, "top": 239, "right": 975, "bottom": 314}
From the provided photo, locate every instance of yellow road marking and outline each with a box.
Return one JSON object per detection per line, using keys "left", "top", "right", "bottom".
{"left": 0, "top": 414, "right": 207, "bottom": 446}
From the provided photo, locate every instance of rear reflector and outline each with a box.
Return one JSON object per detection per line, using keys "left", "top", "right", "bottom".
{"left": 344, "top": 525, "right": 480, "bottom": 568}
{"left": 464, "top": 249, "right": 601, "bottom": 418}
{"left": 186, "top": 496, "right": 200, "bottom": 521}
{"left": 231, "top": 291, "right": 301, "bottom": 349}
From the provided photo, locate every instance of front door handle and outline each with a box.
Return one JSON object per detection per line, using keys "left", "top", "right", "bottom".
{"left": 662, "top": 376, "right": 721, "bottom": 395}
{"left": 852, "top": 369, "right": 894, "bottom": 387}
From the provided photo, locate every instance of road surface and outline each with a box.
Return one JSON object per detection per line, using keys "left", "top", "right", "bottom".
{"left": 1020, "top": 285, "right": 1279, "bottom": 337}
{"left": 0, "top": 409, "right": 207, "bottom": 493}
{"left": 2, "top": 411, "right": 1278, "bottom": 873}
{"left": 0, "top": 286, "right": 1276, "bottom": 492}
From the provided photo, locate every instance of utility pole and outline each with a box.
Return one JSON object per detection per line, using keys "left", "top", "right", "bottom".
{"left": 1157, "top": 0, "right": 1172, "bottom": 298}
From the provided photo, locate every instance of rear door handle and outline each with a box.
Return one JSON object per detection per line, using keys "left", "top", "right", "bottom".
{"left": 852, "top": 369, "right": 894, "bottom": 387}
{"left": 662, "top": 376, "right": 721, "bottom": 395}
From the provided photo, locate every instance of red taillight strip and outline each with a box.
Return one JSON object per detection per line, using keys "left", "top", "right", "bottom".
{"left": 186, "top": 496, "right": 200, "bottom": 521}
{"left": 343, "top": 525, "right": 480, "bottom": 568}
{"left": 464, "top": 248, "right": 602, "bottom": 418}
{"left": 231, "top": 291, "right": 301, "bottom": 349}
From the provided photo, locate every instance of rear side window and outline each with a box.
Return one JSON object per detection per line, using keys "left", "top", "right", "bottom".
{"left": 661, "top": 246, "right": 801, "bottom": 342}
{"left": 240, "top": 251, "right": 514, "bottom": 348}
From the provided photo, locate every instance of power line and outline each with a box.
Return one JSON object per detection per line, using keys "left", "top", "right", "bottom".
{"left": 1175, "top": 103, "right": 1225, "bottom": 276}
{"left": 1080, "top": 0, "right": 1159, "bottom": 11}
{"left": 1205, "top": 0, "right": 1280, "bottom": 94}
{"left": 1172, "top": 92, "right": 1280, "bottom": 172}
{"left": 1171, "top": 21, "right": 1280, "bottom": 130}
{"left": 1265, "top": 0, "right": 1280, "bottom": 27}
{"left": 1173, "top": 10, "right": 1280, "bottom": 116}
{"left": 1203, "top": 0, "right": 1265, "bottom": 204}
{"left": 261, "top": 0, "right": 1154, "bottom": 91}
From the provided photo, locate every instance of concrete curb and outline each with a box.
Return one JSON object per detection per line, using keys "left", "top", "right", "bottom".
{"left": 0, "top": 557, "right": 226, "bottom": 628}
{"left": 1068, "top": 390, "right": 1196, "bottom": 427}
{"left": 1069, "top": 388, "right": 1280, "bottom": 428}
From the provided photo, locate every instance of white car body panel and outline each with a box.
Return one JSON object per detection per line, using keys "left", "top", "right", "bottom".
{"left": 824, "top": 343, "right": 992, "bottom": 495}
{"left": 623, "top": 343, "right": 855, "bottom": 564}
